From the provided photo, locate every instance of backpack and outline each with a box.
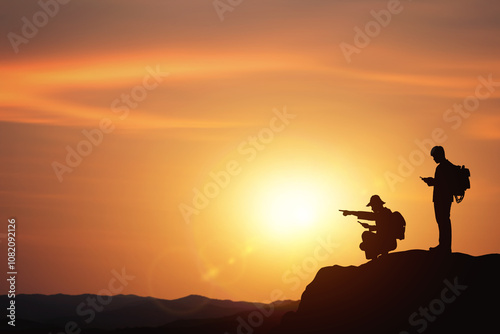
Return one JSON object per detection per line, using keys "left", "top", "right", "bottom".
{"left": 391, "top": 211, "right": 406, "bottom": 240}
{"left": 453, "top": 165, "right": 471, "bottom": 204}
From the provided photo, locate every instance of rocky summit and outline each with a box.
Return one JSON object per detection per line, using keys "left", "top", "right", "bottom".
{"left": 272, "top": 250, "right": 500, "bottom": 334}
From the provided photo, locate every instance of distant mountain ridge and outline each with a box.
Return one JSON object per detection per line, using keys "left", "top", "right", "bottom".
{"left": 0, "top": 293, "right": 298, "bottom": 332}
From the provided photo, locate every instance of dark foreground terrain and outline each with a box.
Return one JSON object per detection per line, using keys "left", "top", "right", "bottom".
{"left": 272, "top": 250, "right": 500, "bottom": 334}
{"left": 2, "top": 250, "right": 498, "bottom": 333}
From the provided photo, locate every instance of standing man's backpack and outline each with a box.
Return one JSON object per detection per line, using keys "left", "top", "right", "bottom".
{"left": 453, "top": 165, "right": 471, "bottom": 203}
{"left": 391, "top": 211, "right": 406, "bottom": 240}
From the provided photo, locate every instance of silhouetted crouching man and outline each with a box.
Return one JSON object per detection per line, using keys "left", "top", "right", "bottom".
{"left": 421, "top": 146, "right": 455, "bottom": 254}
{"left": 342, "top": 195, "right": 397, "bottom": 260}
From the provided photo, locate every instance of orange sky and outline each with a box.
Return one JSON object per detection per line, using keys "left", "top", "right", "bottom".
{"left": 1, "top": 0, "right": 500, "bottom": 302}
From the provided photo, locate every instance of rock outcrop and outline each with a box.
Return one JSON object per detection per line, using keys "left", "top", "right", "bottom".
{"left": 273, "top": 250, "right": 500, "bottom": 334}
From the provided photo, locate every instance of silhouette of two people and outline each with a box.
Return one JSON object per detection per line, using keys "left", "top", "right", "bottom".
{"left": 341, "top": 195, "right": 401, "bottom": 260}
{"left": 421, "top": 146, "right": 455, "bottom": 254}
{"left": 340, "top": 146, "right": 460, "bottom": 260}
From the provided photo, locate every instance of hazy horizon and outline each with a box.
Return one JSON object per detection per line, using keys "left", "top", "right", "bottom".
{"left": 1, "top": 0, "right": 500, "bottom": 303}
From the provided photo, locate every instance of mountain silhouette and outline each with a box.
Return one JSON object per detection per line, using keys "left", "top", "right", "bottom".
{"left": 2, "top": 251, "right": 498, "bottom": 333}
{"left": 272, "top": 250, "right": 499, "bottom": 334}
{"left": 0, "top": 293, "right": 298, "bottom": 333}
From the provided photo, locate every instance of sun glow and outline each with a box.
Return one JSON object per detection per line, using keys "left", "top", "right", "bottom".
{"left": 265, "top": 188, "right": 319, "bottom": 232}
{"left": 253, "top": 176, "right": 330, "bottom": 240}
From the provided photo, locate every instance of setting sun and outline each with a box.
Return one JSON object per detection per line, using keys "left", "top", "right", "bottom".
{"left": 250, "top": 175, "right": 331, "bottom": 240}
{"left": 265, "top": 186, "right": 319, "bottom": 232}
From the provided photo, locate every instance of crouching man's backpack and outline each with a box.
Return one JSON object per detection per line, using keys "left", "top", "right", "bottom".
{"left": 391, "top": 211, "right": 406, "bottom": 240}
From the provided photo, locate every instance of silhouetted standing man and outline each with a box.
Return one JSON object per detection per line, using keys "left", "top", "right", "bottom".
{"left": 421, "top": 146, "right": 455, "bottom": 253}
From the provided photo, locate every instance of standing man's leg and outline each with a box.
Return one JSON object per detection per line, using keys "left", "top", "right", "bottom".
{"left": 433, "top": 201, "right": 452, "bottom": 251}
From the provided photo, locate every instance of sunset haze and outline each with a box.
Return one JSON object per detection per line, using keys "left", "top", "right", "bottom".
{"left": 1, "top": 0, "right": 500, "bottom": 303}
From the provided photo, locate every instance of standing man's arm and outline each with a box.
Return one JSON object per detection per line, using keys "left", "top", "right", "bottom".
{"left": 421, "top": 177, "right": 435, "bottom": 186}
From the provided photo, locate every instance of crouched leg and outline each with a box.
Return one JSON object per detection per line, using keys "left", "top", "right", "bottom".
{"left": 360, "top": 231, "right": 377, "bottom": 260}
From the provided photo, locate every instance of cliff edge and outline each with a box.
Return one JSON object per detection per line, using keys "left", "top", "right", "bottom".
{"left": 273, "top": 250, "right": 500, "bottom": 334}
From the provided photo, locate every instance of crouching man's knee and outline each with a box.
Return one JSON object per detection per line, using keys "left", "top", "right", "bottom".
{"left": 362, "top": 231, "right": 374, "bottom": 240}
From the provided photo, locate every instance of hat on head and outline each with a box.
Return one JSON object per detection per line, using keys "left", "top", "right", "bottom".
{"left": 367, "top": 195, "right": 385, "bottom": 207}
